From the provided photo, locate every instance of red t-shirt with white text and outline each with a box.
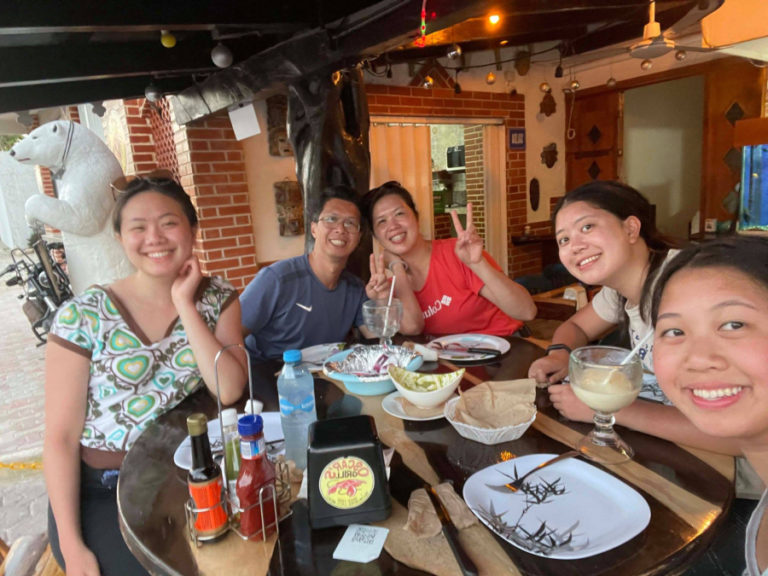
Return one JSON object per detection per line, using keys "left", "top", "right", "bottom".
{"left": 415, "top": 239, "right": 523, "bottom": 336}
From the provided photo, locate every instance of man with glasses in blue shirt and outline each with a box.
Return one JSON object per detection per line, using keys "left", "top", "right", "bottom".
{"left": 240, "top": 185, "right": 371, "bottom": 361}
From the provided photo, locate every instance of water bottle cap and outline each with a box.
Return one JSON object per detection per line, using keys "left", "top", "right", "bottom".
{"left": 238, "top": 414, "right": 263, "bottom": 436}
{"left": 220, "top": 408, "right": 238, "bottom": 427}
{"left": 283, "top": 349, "right": 302, "bottom": 363}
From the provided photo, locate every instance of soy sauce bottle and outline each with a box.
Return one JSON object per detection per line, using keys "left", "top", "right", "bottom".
{"left": 187, "top": 413, "right": 228, "bottom": 540}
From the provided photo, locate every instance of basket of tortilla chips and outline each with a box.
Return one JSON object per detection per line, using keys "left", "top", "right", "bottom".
{"left": 444, "top": 378, "right": 536, "bottom": 445}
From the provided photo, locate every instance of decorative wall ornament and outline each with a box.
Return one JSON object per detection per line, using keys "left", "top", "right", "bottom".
{"left": 541, "top": 143, "right": 558, "bottom": 168}
{"left": 273, "top": 180, "right": 304, "bottom": 236}
{"left": 539, "top": 92, "right": 556, "bottom": 117}
{"left": 529, "top": 178, "right": 540, "bottom": 211}
{"left": 267, "top": 95, "right": 293, "bottom": 157}
{"left": 9, "top": 120, "right": 134, "bottom": 293}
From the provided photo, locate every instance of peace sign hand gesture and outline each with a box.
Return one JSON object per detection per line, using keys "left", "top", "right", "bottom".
{"left": 451, "top": 203, "right": 484, "bottom": 266}
{"left": 366, "top": 252, "right": 390, "bottom": 301}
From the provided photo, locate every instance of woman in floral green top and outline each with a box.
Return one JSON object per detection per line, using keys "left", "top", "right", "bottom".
{"left": 44, "top": 174, "right": 247, "bottom": 576}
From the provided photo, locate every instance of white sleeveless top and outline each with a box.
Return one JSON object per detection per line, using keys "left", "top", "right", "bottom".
{"left": 745, "top": 489, "right": 768, "bottom": 576}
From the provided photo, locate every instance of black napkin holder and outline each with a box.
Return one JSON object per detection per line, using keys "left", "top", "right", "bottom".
{"left": 307, "top": 415, "right": 391, "bottom": 529}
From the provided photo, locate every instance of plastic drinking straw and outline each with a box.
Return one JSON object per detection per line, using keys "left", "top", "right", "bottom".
{"left": 621, "top": 330, "right": 654, "bottom": 365}
{"left": 382, "top": 275, "right": 397, "bottom": 339}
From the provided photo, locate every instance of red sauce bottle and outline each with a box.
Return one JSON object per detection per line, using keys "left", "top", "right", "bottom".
{"left": 236, "top": 414, "right": 277, "bottom": 540}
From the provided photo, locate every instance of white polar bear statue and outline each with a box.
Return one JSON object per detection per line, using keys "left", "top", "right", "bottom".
{"left": 10, "top": 121, "right": 135, "bottom": 294}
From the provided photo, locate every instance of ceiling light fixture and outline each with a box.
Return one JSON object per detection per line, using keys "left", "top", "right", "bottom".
{"left": 144, "top": 83, "right": 162, "bottom": 103}
{"left": 211, "top": 43, "right": 234, "bottom": 68}
{"left": 570, "top": 79, "right": 580, "bottom": 91}
{"left": 539, "top": 82, "right": 551, "bottom": 93}
{"left": 160, "top": 30, "right": 176, "bottom": 48}
{"left": 555, "top": 45, "right": 564, "bottom": 78}
{"left": 486, "top": 71, "right": 496, "bottom": 85}
{"left": 489, "top": 14, "right": 500, "bottom": 25}
{"left": 447, "top": 43, "right": 462, "bottom": 60}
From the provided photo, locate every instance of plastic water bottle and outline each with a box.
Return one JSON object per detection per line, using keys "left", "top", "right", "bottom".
{"left": 277, "top": 349, "right": 317, "bottom": 470}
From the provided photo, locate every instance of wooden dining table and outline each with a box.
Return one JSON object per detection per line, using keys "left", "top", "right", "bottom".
{"left": 117, "top": 337, "right": 735, "bottom": 576}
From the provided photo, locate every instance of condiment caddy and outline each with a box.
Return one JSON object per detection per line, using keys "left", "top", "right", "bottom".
{"left": 184, "top": 344, "right": 291, "bottom": 546}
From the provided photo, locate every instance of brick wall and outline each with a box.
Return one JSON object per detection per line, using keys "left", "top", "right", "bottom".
{"left": 434, "top": 212, "right": 452, "bottom": 238}
{"left": 178, "top": 112, "right": 257, "bottom": 290}
{"left": 365, "top": 85, "right": 535, "bottom": 277}
{"left": 464, "top": 125, "right": 484, "bottom": 238}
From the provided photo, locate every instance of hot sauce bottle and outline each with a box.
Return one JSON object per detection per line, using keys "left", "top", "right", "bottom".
{"left": 236, "top": 414, "right": 277, "bottom": 540}
{"left": 187, "top": 413, "right": 229, "bottom": 540}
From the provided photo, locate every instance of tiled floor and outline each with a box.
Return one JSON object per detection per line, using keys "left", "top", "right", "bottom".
{"left": 0, "top": 247, "right": 48, "bottom": 545}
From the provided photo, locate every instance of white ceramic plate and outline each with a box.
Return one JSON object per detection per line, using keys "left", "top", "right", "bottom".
{"left": 428, "top": 334, "right": 511, "bottom": 362}
{"left": 173, "top": 412, "right": 284, "bottom": 470}
{"left": 300, "top": 342, "right": 346, "bottom": 372}
{"left": 463, "top": 453, "right": 650, "bottom": 559}
{"left": 381, "top": 391, "right": 453, "bottom": 421}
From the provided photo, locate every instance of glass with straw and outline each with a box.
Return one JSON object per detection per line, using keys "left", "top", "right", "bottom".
{"left": 362, "top": 275, "right": 402, "bottom": 348}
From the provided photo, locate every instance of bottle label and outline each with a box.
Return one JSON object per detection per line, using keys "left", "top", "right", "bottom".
{"left": 318, "top": 456, "right": 375, "bottom": 510}
{"left": 241, "top": 437, "right": 266, "bottom": 459}
{"left": 188, "top": 477, "right": 228, "bottom": 535}
{"left": 279, "top": 393, "right": 315, "bottom": 416}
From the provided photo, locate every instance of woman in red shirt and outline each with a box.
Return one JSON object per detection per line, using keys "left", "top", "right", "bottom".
{"left": 362, "top": 181, "right": 536, "bottom": 336}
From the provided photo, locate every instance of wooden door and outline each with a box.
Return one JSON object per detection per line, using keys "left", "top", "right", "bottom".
{"left": 565, "top": 91, "right": 622, "bottom": 190}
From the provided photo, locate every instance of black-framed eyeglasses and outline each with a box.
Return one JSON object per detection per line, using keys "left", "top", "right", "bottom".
{"left": 316, "top": 214, "right": 361, "bottom": 233}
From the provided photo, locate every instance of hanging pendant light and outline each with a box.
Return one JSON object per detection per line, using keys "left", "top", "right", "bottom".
{"left": 211, "top": 43, "right": 234, "bottom": 68}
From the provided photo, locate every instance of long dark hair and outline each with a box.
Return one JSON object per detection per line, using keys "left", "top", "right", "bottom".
{"left": 651, "top": 236, "right": 768, "bottom": 324}
{"left": 361, "top": 181, "right": 419, "bottom": 232}
{"left": 553, "top": 180, "right": 681, "bottom": 323}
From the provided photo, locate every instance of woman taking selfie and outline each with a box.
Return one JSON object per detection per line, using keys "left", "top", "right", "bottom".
{"left": 652, "top": 237, "right": 768, "bottom": 575}
{"left": 44, "top": 174, "right": 247, "bottom": 575}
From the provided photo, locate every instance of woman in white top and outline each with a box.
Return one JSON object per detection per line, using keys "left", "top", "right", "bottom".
{"left": 528, "top": 181, "right": 743, "bottom": 456}
{"left": 651, "top": 236, "right": 768, "bottom": 575}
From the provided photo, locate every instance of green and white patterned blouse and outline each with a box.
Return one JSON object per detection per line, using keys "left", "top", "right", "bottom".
{"left": 49, "top": 276, "right": 237, "bottom": 452}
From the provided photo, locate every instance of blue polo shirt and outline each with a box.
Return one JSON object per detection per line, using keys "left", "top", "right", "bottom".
{"left": 240, "top": 254, "right": 366, "bottom": 361}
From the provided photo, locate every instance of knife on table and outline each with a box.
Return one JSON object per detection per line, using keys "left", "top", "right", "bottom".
{"left": 426, "top": 485, "right": 478, "bottom": 576}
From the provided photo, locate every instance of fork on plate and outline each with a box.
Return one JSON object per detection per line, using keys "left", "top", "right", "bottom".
{"left": 500, "top": 450, "right": 581, "bottom": 492}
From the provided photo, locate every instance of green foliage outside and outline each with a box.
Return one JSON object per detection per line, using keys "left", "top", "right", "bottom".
{"left": 0, "top": 134, "right": 22, "bottom": 151}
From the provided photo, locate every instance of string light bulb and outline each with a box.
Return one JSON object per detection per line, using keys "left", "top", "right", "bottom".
{"left": 489, "top": 14, "right": 500, "bottom": 25}
{"left": 144, "top": 83, "right": 162, "bottom": 103}
{"left": 160, "top": 30, "right": 176, "bottom": 48}
{"left": 211, "top": 43, "right": 234, "bottom": 68}
{"left": 641, "top": 59, "right": 653, "bottom": 70}
{"left": 570, "top": 79, "right": 580, "bottom": 91}
{"left": 606, "top": 77, "right": 617, "bottom": 87}
{"left": 539, "top": 82, "right": 551, "bottom": 93}
{"left": 675, "top": 49, "right": 687, "bottom": 61}
{"left": 422, "top": 75, "right": 434, "bottom": 89}
{"left": 447, "top": 43, "right": 462, "bottom": 60}
{"left": 486, "top": 71, "right": 496, "bottom": 85}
